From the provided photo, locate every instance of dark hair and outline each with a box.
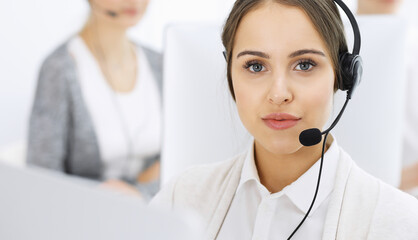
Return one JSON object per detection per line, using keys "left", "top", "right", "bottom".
{"left": 221, "top": 0, "right": 348, "bottom": 100}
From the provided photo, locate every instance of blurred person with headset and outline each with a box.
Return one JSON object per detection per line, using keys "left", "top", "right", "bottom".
{"left": 357, "top": 0, "right": 403, "bottom": 15}
{"left": 357, "top": 0, "right": 418, "bottom": 193}
{"left": 27, "top": 0, "right": 162, "bottom": 201}
{"left": 151, "top": 0, "right": 418, "bottom": 239}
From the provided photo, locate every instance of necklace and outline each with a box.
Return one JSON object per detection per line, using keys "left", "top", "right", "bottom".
{"left": 86, "top": 20, "right": 142, "bottom": 179}
{"left": 92, "top": 29, "right": 137, "bottom": 93}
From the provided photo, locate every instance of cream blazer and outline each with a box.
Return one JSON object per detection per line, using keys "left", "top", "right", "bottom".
{"left": 151, "top": 145, "right": 418, "bottom": 239}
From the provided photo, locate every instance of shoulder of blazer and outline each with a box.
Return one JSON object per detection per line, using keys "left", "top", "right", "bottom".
{"left": 367, "top": 173, "right": 418, "bottom": 239}
{"left": 331, "top": 148, "right": 418, "bottom": 239}
{"left": 40, "top": 41, "right": 76, "bottom": 77}
{"left": 163, "top": 152, "right": 246, "bottom": 239}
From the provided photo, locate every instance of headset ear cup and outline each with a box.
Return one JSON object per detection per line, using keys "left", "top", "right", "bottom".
{"left": 348, "top": 55, "right": 363, "bottom": 98}
{"left": 338, "top": 53, "right": 363, "bottom": 98}
{"left": 338, "top": 52, "right": 352, "bottom": 91}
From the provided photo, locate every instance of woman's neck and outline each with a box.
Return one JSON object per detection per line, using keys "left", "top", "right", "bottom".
{"left": 79, "top": 15, "right": 138, "bottom": 93}
{"left": 254, "top": 137, "right": 331, "bottom": 193}
{"left": 80, "top": 16, "right": 132, "bottom": 64}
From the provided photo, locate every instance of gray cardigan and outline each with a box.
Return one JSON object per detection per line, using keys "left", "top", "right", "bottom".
{"left": 27, "top": 40, "right": 163, "bottom": 199}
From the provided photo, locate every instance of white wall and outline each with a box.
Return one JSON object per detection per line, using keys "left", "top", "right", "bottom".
{"left": 0, "top": 0, "right": 87, "bottom": 146}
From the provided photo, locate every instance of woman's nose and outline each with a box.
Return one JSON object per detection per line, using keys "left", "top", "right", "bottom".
{"left": 267, "top": 75, "right": 293, "bottom": 105}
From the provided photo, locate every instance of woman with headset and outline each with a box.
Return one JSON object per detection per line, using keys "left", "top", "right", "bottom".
{"left": 151, "top": 0, "right": 418, "bottom": 238}
{"left": 27, "top": 0, "right": 162, "bottom": 200}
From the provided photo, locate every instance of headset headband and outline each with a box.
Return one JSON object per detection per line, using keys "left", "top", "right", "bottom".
{"left": 334, "top": 0, "right": 361, "bottom": 55}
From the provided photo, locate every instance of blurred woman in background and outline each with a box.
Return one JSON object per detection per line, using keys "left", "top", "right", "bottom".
{"left": 357, "top": 0, "right": 403, "bottom": 15}
{"left": 27, "top": 0, "right": 162, "bottom": 201}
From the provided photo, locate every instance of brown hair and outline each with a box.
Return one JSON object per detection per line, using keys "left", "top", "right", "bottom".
{"left": 221, "top": 0, "right": 348, "bottom": 100}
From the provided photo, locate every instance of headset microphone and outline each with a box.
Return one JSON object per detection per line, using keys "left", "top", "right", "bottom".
{"left": 106, "top": 10, "right": 118, "bottom": 17}
{"left": 298, "top": 0, "right": 363, "bottom": 148}
{"left": 89, "top": 1, "right": 119, "bottom": 17}
{"left": 299, "top": 128, "right": 322, "bottom": 147}
{"left": 299, "top": 93, "right": 351, "bottom": 147}
{"left": 291, "top": 91, "right": 352, "bottom": 239}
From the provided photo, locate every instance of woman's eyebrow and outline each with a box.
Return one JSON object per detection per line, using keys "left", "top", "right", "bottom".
{"left": 237, "top": 50, "right": 270, "bottom": 59}
{"left": 236, "top": 49, "right": 325, "bottom": 59}
{"left": 289, "top": 49, "right": 325, "bottom": 58}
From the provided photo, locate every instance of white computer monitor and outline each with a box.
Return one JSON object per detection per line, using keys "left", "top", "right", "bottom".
{"left": 332, "top": 16, "right": 407, "bottom": 186}
{"left": 0, "top": 160, "right": 200, "bottom": 240}
{"left": 161, "top": 23, "right": 251, "bottom": 184}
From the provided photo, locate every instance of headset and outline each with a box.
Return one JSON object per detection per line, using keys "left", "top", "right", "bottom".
{"left": 222, "top": 0, "right": 362, "bottom": 239}
{"left": 298, "top": 0, "right": 363, "bottom": 147}
{"left": 88, "top": 0, "right": 119, "bottom": 18}
{"left": 335, "top": 0, "right": 363, "bottom": 98}
{"left": 293, "top": 2, "right": 362, "bottom": 238}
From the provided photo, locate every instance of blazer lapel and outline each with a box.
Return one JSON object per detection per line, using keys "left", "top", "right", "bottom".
{"left": 322, "top": 147, "right": 352, "bottom": 240}
{"left": 205, "top": 155, "right": 245, "bottom": 240}
{"left": 322, "top": 148, "right": 380, "bottom": 240}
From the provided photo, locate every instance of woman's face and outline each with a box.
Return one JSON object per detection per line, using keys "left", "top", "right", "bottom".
{"left": 231, "top": 3, "right": 335, "bottom": 156}
{"left": 357, "top": 0, "right": 403, "bottom": 15}
{"left": 90, "top": 0, "right": 150, "bottom": 27}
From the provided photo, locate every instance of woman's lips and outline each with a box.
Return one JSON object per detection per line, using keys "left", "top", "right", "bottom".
{"left": 123, "top": 9, "right": 138, "bottom": 16}
{"left": 262, "top": 113, "right": 301, "bottom": 130}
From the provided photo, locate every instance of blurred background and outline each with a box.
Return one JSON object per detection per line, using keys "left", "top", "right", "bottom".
{"left": 0, "top": 0, "right": 233, "bottom": 151}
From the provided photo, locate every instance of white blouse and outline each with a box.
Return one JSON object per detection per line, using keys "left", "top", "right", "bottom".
{"left": 150, "top": 135, "right": 418, "bottom": 239}
{"left": 68, "top": 36, "right": 162, "bottom": 181}
{"left": 217, "top": 139, "right": 339, "bottom": 240}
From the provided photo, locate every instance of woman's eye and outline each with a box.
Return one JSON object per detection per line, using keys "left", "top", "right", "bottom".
{"left": 295, "top": 61, "right": 315, "bottom": 71}
{"left": 248, "top": 63, "right": 265, "bottom": 73}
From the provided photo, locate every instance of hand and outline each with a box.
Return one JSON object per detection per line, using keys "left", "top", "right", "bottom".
{"left": 400, "top": 161, "right": 418, "bottom": 191}
{"left": 357, "top": 0, "right": 403, "bottom": 15}
{"left": 100, "top": 179, "right": 142, "bottom": 198}
{"left": 137, "top": 161, "right": 160, "bottom": 183}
